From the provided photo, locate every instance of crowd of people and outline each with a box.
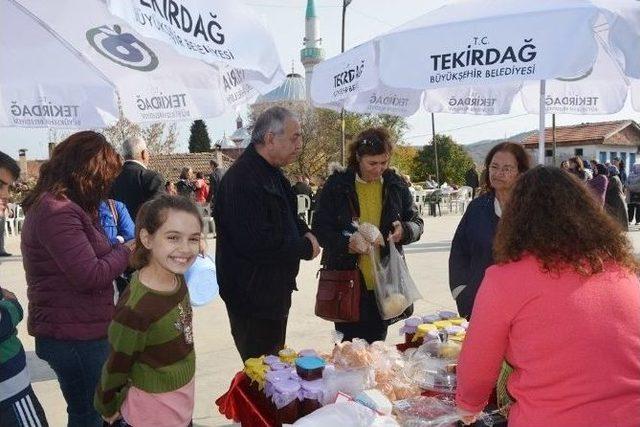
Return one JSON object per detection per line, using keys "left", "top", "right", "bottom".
{"left": 0, "top": 105, "right": 639, "bottom": 427}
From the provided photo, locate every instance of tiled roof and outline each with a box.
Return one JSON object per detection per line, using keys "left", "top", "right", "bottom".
{"left": 149, "top": 152, "right": 234, "bottom": 181}
{"left": 521, "top": 120, "right": 640, "bottom": 147}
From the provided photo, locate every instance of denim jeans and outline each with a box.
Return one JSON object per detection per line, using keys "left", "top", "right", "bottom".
{"left": 35, "top": 337, "right": 109, "bottom": 427}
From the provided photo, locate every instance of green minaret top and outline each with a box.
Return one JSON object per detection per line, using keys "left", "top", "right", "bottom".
{"left": 306, "top": 0, "right": 316, "bottom": 19}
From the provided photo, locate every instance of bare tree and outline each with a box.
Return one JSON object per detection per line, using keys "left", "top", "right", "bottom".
{"left": 102, "top": 116, "right": 177, "bottom": 155}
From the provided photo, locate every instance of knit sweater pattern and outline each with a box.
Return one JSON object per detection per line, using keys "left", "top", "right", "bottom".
{"left": 355, "top": 178, "right": 383, "bottom": 290}
{"left": 95, "top": 273, "right": 195, "bottom": 417}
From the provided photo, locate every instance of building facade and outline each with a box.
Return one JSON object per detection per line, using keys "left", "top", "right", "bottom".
{"left": 521, "top": 120, "right": 640, "bottom": 173}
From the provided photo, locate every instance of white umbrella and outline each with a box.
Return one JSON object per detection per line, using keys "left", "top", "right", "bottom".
{"left": 108, "top": 0, "right": 286, "bottom": 109}
{"left": 310, "top": 0, "right": 640, "bottom": 164}
{"left": 0, "top": 0, "right": 284, "bottom": 129}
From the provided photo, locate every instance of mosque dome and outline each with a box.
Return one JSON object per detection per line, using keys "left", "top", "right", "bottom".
{"left": 255, "top": 73, "right": 307, "bottom": 104}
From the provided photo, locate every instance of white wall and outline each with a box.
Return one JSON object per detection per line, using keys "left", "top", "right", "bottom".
{"left": 528, "top": 144, "right": 639, "bottom": 173}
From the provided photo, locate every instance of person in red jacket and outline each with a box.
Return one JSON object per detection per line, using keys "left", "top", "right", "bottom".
{"left": 21, "top": 131, "right": 134, "bottom": 427}
{"left": 456, "top": 166, "right": 640, "bottom": 427}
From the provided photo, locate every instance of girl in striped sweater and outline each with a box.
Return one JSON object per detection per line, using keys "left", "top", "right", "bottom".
{"left": 95, "top": 195, "right": 203, "bottom": 427}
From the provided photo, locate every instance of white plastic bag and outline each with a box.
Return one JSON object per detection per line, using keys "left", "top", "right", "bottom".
{"left": 371, "top": 243, "right": 422, "bottom": 320}
{"left": 184, "top": 254, "right": 219, "bottom": 307}
{"left": 293, "top": 401, "right": 400, "bottom": 427}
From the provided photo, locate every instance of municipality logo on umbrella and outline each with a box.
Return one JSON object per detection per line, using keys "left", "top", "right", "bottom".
{"left": 86, "top": 24, "right": 158, "bottom": 71}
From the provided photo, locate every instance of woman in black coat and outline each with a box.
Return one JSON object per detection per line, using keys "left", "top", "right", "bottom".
{"left": 449, "top": 142, "right": 530, "bottom": 319}
{"left": 312, "top": 127, "right": 423, "bottom": 343}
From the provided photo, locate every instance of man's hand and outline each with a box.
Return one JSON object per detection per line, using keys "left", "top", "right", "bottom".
{"left": 1, "top": 288, "right": 17, "bottom": 301}
{"left": 388, "top": 220, "right": 404, "bottom": 244}
{"left": 304, "top": 232, "right": 321, "bottom": 259}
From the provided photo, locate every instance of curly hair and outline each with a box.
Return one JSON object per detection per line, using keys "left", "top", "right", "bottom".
{"left": 22, "top": 131, "right": 121, "bottom": 216}
{"left": 346, "top": 127, "right": 394, "bottom": 170}
{"left": 494, "top": 166, "right": 639, "bottom": 275}
{"left": 480, "top": 141, "right": 530, "bottom": 193}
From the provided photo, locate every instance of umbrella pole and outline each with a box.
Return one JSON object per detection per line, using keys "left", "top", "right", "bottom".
{"left": 341, "top": 109, "right": 346, "bottom": 166}
{"left": 538, "top": 80, "right": 546, "bottom": 165}
{"left": 431, "top": 113, "right": 440, "bottom": 184}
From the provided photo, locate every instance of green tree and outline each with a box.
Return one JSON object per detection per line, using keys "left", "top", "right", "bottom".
{"left": 188, "top": 119, "right": 212, "bottom": 153}
{"left": 391, "top": 143, "right": 419, "bottom": 178}
{"left": 413, "top": 134, "right": 475, "bottom": 186}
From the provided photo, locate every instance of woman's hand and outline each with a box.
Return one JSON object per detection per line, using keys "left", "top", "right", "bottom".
{"left": 388, "top": 220, "right": 404, "bottom": 244}
{"left": 348, "top": 232, "right": 372, "bottom": 254}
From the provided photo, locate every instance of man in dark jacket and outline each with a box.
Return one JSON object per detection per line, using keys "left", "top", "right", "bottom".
{"left": 207, "top": 160, "right": 225, "bottom": 204}
{"left": 465, "top": 166, "right": 480, "bottom": 198}
{"left": 111, "top": 136, "right": 164, "bottom": 219}
{"left": 214, "top": 106, "right": 321, "bottom": 361}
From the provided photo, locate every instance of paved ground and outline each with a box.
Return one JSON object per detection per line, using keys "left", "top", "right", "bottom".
{"left": 3, "top": 214, "right": 640, "bottom": 426}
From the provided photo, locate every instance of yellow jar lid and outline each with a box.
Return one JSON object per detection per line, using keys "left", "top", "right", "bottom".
{"left": 449, "top": 334, "right": 466, "bottom": 342}
{"left": 417, "top": 323, "right": 438, "bottom": 333}
{"left": 433, "top": 320, "right": 453, "bottom": 329}
{"left": 450, "top": 317, "right": 467, "bottom": 325}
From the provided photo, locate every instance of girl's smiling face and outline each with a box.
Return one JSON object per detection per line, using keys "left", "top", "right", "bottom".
{"left": 140, "top": 209, "right": 202, "bottom": 275}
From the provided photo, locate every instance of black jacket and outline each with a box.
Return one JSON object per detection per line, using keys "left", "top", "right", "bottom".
{"left": 312, "top": 166, "right": 423, "bottom": 271}
{"left": 111, "top": 161, "right": 164, "bottom": 220}
{"left": 448, "top": 192, "right": 499, "bottom": 318}
{"left": 214, "top": 144, "right": 313, "bottom": 319}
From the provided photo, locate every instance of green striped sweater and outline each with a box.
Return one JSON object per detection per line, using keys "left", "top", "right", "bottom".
{"left": 94, "top": 273, "right": 195, "bottom": 417}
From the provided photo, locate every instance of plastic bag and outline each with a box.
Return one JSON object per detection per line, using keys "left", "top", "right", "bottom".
{"left": 293, "top": 401, "right": 400, "bottom": 426}
{"left": 371, "top": 243, "right": 422, "bottom": 320}
{"left": 184, "top": 254, "right": 219, "bottom": 307}
{"left": 321, "top": 366, "right": 375, "bottom": 406}
{"left": 393, "top": 396, "right": 499, "bottom": 427}
{"left": 402, "top": 340, "right": 461, "bottom": 394}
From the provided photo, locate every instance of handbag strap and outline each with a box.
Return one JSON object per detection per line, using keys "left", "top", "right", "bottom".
{"left": 107, "top": 199, "right": 118, "bottom": 223}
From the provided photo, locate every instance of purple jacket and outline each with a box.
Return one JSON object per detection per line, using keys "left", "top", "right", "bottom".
{"left": 587, "top": 175, "right": 608, "bottom": 207}
{"left": 21, "top": 193, "right": 130, "bottom": 340}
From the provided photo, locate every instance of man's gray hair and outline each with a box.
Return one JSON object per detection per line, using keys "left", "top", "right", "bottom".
{"left": 251, "top": 106, "right": 296, "bottom": 145}
{"left": 122, "top": 136, "right": 147, "bottom": 160}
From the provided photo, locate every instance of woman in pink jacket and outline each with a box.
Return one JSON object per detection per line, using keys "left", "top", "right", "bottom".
{"left": 21, "top": 131, "right": 132, "bottom": 427}
{"left": 456, "top": 166, "right": 640, "bottom": 427}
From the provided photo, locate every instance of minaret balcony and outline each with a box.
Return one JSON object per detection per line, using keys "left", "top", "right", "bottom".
{"left": 300, "top": 47, "right": 324, "bottom": 61}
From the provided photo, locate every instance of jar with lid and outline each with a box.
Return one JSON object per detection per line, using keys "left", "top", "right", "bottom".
{"left": 272, "top": 379, "right": 301, "bottom": 425}
{"left": 299, "top": 379, "right": 324, "bottom": 416}
{"left": 399, "top": 317, "right": 422, "bottom": 344}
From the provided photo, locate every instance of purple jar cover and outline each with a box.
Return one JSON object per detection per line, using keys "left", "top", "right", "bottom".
{"left": 422, "top": 314, "right": 440, "bottom": 324}
{"left": 265, "top": 370, "right": 290, "bottom": 398}
{"left": 272, "top": 379, "right": 302, "bottom": 409}
{"left": 298, "top": 349, "right": 318, "bottom": 358}
{"left": 438, "top": 310, "right": 458, "bottom": 320}
{"left": 264, "top": 355, "right": 281, "bottom": 366}
{"left": 299, "top": 379, "right": 324, "bottom": 401}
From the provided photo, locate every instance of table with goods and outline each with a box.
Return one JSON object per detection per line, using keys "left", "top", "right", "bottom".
{"left": 215, "top": 310, "right": 507, "bottom": 427}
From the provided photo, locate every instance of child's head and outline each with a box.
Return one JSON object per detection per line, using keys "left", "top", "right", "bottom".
{"left": 132, "top": 195, "right": 203, "bottom": 273}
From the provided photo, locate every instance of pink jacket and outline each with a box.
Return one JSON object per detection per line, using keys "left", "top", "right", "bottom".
{"left": 456, "top": 254, "right": 640, "bottom": 427}
{"left": 21, "top": 193, "right": 130, "bottom": 340}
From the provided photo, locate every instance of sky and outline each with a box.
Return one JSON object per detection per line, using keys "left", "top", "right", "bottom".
{"left": 2, "top": 0, "right": 639, "bottom": 160}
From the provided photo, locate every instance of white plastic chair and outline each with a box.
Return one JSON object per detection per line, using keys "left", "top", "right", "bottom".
{"left": 196, "top": 205, "right": 215, "bottom": 237}
{"left": 413, "top": 190, "right": 425, "bottom": 216}
{"left": 450, "top": 186, "right": 473, "bottom": 214}
{"left": 14, "top": 205, "right": 25, "bottom": 233}
{"left": 296, "top": 194, "right": 311, "bottom": 224}
{"left": 4, "top": 204, "right": 17, "bottom": 235}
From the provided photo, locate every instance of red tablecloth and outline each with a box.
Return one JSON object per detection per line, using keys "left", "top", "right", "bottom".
{"left": 215, "top": 372, "right": 276, "bottom": 427}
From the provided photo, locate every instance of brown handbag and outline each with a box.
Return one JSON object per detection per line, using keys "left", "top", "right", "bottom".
{"left": 314, "top": 195, "right": 361, "bottom": 323}
{"left": 314, "top": 269, "right": 361, "bottom": 323}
